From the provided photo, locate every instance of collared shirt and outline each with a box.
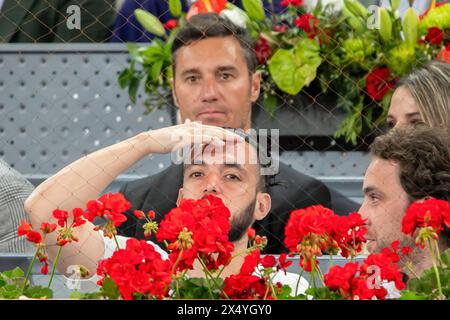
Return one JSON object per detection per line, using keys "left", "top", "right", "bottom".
{"left": 0, "top": 159, "right": 34, "bottom": 253}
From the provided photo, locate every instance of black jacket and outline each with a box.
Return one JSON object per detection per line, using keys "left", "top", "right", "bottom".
{"left": 117, "top": 162, "right": 358, "bottom": 253}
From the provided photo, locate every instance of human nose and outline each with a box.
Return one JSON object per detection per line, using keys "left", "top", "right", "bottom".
{"left": 200, "top": 77, "right": 219, "bottom": 103}
{"left": 358, "top": 203, "right": 371, "bottom": 225}
{"left": 203, "top": 173, "right": 222, "bottom": 195}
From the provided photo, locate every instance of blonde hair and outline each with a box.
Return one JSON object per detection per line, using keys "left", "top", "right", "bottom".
{"left": 396, "top": 61, "right": 450, "bottom": 129}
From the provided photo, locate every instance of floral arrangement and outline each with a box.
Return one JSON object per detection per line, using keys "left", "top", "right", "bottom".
{"left": 118, "top": 0, "right": 450, "bottom": 143}
{"left": 3, "top": 193, "right": 449, "bottom": 300}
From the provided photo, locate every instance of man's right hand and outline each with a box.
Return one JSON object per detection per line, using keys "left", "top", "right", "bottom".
{"left": 144, "top": 120, "right": 245, "bottom": 154}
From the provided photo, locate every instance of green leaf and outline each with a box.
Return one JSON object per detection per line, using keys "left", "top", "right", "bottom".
{"left": 23, "top": 286, "right": 53, "bottom": 299}
{"left": 100, "top": 276, "right": 121, "bottom": 300}
{"left": 150, "top": 60, "right": 164, "bottom": 82}
{"left": 118, "top": 69, "right": 131, "bottom": 88}
{"left": 1, "top": 267, "right": 24, "bottom": 280}
{"left": 168, "top": 0, "right": 182, "bottom": 18}
{"left": 126, "top": 43, "right": 144, "bottom": 64}
{"left": 134, "top": 9, "right": 165, "bottom": 37}
{"left": 242, "top": 0, "right": 265, "bottom": 22}
{"left": 403, "top": 8, "right": 419, "bottom": 48}
{"left": 70, "top": 290, "right": 102, "bottom": 300}
{"left": 268, "top": 39, "right": 321, "bottom": 95}
{"left": 264, "top": 95, "right": 278, "bottom": 116}
{"left": 399, "top": 290, "right": 428, "bottom": 300}
{"left": 128, "top": 76, "right": 140, "bottom": 104}
{"left": 277, "top": 285, "right": 293, "bottom": 299}
{"left": 440, "top": 248, "right": 450, "bottom": 266}
{"left": 0, "top": 284, "right": 22, "bottom": 299}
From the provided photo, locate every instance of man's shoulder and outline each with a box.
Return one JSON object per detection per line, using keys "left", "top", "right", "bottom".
{"left": 277, "top": 162, "right": 324, "bottom": 188}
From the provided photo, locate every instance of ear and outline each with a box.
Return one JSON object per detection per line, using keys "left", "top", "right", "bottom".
{"left": 250, "top": 71, "right": 261, "bottom": 103}
{"left": 176, "top": 188, "right": 184, "bottom": 206}
{"left": 171, "top": 77, "right": 180, "bottom": 109}
{"left": 253, "top": 192, "right": 271, "bottom": 221}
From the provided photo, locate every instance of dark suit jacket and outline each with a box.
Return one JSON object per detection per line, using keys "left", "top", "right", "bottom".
{"left": 0, "top": 0, "right": 115, "bottom": 42}
{"left": 117, "top": 162, "right": 358, "bottom": 254}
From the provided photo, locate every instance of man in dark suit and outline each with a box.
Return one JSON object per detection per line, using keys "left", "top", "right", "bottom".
{"left": 117, "top": 13, "right": 359, "bottom": 253}
{"left": 0, "top": 0, "right": 115, "bottom": 42}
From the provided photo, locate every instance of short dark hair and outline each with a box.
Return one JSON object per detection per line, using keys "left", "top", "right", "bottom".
{"left": 171, "top": 13, "right": 257, "bottom": 75}
{"left": 370, "top": 126, "right": 450, "bottom": 202}
{"left": 370, "top": 126, "right": 450, "bottom": 246}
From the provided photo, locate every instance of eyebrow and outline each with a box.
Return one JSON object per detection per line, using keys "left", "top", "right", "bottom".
{"left": 362, "top": 186, "right": 384, "bottom": 196}
{"left": 180, "top": 65, "right": 239, "bottom": 78}
{"left": 405, "top": 112, "right": 421, "bottom": 118}
{"left": 185, "top": 162, "right": 247, "bottom": 173}
{"left": 387, "top": 112, "right": 421, "bottom": 119}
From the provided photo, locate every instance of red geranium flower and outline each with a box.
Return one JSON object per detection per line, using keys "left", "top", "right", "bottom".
{"left": 277, "top": 253, "right": 292, "bottom": 273}
{"left": 53, "top": 209, "right": 69, "bottom": 228}
{"left": 366, "top": 67, "right": 397, "bottom": 101}
{"left": 425, "top": 27, "right": 444, "bottom": 45}
{"left": 18, "top": 219, "right": 32, "bottom": 236}
{"left": 401, "top": 246, "right": 412, "bottom": 255}
{"left": 85, "top": 193, "right": 130, "bottom": 227}
{"left": 333, "top": 213, "right": 367, "bottom": 258}
{"left": 284, "top": 205, "right": 335, "bottom": 252}
{"left": 294, "top": 13, "right": 319, "bottom": 38}
{"left": 97, "top": 238, "right": 172, "bottom": 300}
{"left": 324, "top": 262, "right": 359, "bottom": 298}
{"left": 40, "top": 222, "right": 57, "bottom": 234}
{"left": 402, "top": 198, "right": 450, "bottom": 236}
{"left": 133, "top": 210, "right": 145, "bottom": 219}
{"left": 41, "top": 261, "right": 49, "bottom": 275}
{"left": 156, "top": 195, "right": 234, "bottom": 272}
{"left": 261, "top": 255, "right": 277, "bottom": 269}
{"left": 222, "top": 274, "right": 270, "bottom": 299}
{"left": 26, "top": 230, "right": 43, "bottom": 244}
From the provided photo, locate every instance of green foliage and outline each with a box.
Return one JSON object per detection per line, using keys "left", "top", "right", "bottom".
{"left": 0, "top": 267, "right": 54, "bottom": 299}
{"left": 268, "top": 39, "right": 321, "bottom": 95}
{"left": 119, "top": 2, "right": 448, "bottom": 143}
{"left": 99, "top": 276, "right": 121, "bottom": 300}
{"left": 175, "top": 277, "right": 223, "bottom": 299}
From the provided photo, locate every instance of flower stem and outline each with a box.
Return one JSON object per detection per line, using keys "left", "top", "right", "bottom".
{"left": 48, "top": 246, "right": 63, "bottom": 289}
{"left": 113, "top": 234, "right": 120, "bottom": 250}
{"left": 22, "top": 249, "right": 38, "bottom": 292}
{"left": 310, "top": 258, "right": 317, "bottom": 291}
{"left": 197, "top": 256, "right": 229, "bottom": 299}
{"left": 428, "top": 239, "right": 443, "bottom": 297}
{"left": 433, "top": 239, "right": 442, "bottom": 267}
{"left": 295, "top": 268, "right": 305, "bottom": 296}
{"left": 404, "top": 261, "right": 420, "bottom": 279}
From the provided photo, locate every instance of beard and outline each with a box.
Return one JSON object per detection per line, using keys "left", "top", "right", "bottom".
{"left": 228, "top": 199, "right": 257, "bottom": 242}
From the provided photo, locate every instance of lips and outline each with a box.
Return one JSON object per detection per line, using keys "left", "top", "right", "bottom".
{"left": 197, "top": 109, "right": 226, "bottom": 117}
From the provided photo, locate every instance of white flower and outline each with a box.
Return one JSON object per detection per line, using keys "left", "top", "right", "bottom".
{"left": 220, "top": 6, "right": 248, "bottom": 28}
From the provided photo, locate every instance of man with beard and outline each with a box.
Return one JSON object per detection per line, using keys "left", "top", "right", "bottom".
{"left": 359, "top": 126, "right": 450, "bottom": 278}
{"left": 24, "top": 122, "right": 306, "bottom": 290}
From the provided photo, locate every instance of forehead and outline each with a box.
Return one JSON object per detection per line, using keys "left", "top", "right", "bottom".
{"left": 185, "top": 141, "right": 259, "bottom": 174}
{"left": 174, "top": 36, "right": 247, "bottom": 72}
{"left": 363, "top": 157, "right": 402, "bottom": 192}
{"left": 389, "top": 87, "right": 419, "bottom": 116}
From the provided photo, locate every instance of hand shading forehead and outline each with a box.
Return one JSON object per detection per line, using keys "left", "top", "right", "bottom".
{"left": 190, "top": 140, "right": 258, "bottom": 166}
